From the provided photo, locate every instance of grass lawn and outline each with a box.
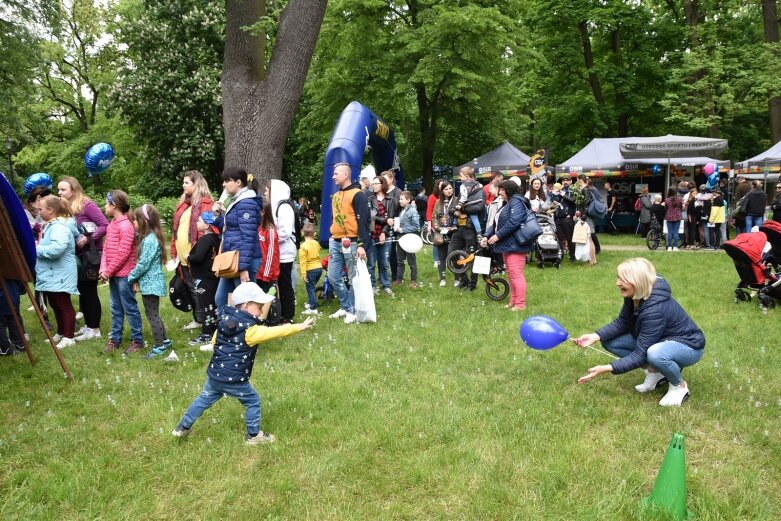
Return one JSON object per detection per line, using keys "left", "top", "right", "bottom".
{"left": 1, "top": 234, "right": 779, "bottom": 520}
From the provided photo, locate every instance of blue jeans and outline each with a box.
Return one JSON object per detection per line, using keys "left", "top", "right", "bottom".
{"left": 109, "top": 277, "right": 143, "bottom": 342}
{"left": 178, "top": 376, "right": 261, "bottom": 436}
{"left": 328, "top": 238, "right": 357, "bottom": 313}
{"left": 367, "top": 240, "right": 391, "bottom": 289}
{"left": 215, "top": 256, "right": 262, "bottom": 307}
{"left": 305, "top": 268, "right": 322, "bottom": 309}
{"left": 602, "top": 333, "right": 704, "bottom": 385}
{"left": 666, "top": 220, "right": 680, "bottom": 248}
{"left": 745, "top": 215, "right": 764, "bottom": 232}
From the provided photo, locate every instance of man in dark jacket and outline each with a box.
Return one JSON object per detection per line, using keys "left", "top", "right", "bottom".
{"left": 733, "top": 176, "right": 751, "bottom": 233}
{"left": 744, "top": 180, "right": 768, "bottom": 231}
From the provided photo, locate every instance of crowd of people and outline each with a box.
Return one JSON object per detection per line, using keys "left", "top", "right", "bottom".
{"left": 1, "top": 163, "right": 740, "bottom": 443}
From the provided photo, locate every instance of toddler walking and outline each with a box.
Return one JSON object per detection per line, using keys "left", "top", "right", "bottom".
{"left": 299, "top": 223, "right": 322, "bottom": 314}
{"left": 173, "top": 282, "right": 314, "bottom": 445}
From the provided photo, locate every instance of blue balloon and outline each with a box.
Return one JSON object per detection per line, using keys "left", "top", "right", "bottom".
{"left": 651, "top": 165, "right": 661, "bottom": 175}
{"left": 23, "top": 172, "right": 54, "bottom": 196}
{"left": 706, "top": 171, "right": 719, "bottom": 189}
{"left": 520, "top": 315, "right": 569, "bottom": 351}
{"left": 84, "top": 142, "right": 115, "bottom": 175}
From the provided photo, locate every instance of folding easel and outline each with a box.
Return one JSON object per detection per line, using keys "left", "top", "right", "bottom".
{"left": 0, "top": 191, "right": 72, "bottom": 379}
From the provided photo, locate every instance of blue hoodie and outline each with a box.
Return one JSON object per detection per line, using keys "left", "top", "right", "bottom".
{"left": 596, "top": 277, "right": 705, "bottom": 375}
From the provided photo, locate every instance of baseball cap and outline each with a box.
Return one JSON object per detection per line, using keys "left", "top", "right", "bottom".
{"left": 232, "top": 282, "right": 274, "bottom": 306}
{"left": 200, "top": 211, "right": 216, "bottom": 225}
{"left": 510, "top": 176, "right": 522, "bottom": 187}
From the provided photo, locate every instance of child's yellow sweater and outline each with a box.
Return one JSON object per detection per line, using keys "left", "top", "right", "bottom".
{"left": 298, "top": 238, "right": 322, "bottom": 278}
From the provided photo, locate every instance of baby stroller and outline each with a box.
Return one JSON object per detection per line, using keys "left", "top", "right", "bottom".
{"left": 532, "top": 212, "right": 562, "bottom": 268}
{"left": 722, "top": 230, "right": 781, "bottom": 313}
{"left": 760, "top": 220, "right": 781, "bottom": 268}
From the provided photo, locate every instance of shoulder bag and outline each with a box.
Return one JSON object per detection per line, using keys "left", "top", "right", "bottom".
{"left": 513, "top": 199, "right": 543, "bottom": 246}
{"left": 212, "top": 242, "right": 240, "bottom": 278}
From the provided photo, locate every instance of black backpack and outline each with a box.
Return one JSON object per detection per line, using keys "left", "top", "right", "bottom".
{"left": 276, "top": 199, "right": 303, "bottom": 249}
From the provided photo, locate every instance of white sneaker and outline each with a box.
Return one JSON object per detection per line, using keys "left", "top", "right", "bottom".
{"left": 439, "top": 279, "right": 446, "bottom": 287}
{"left": 372, "top": 287, "right": 379, "bottom": 295}
{"left": 329, "top": 309, "right": 347, "bottom": 319}
{"left": 47, "top": 333, "right": 63, "bottom": 343}
{"left": 75, "top": 312, "right": 84, "bottom": 321}
{"left": 75, "top": 326, "right": 89, "bottom": 337}
{"left": 56, "top": 337, "right": 76, "bottom": 349}
{"left": 634, "top": 370, "right": 667, "bottom": 393}
{"left": 659, "top": 383, "right": 690, "bottom": 406}
{"left": 75, "top": 328, "right": 101, "bottom": 342}
{"left": 383, "top": 288, "right": 394, "bottom": 296}
{"left": 433, "top": 261, "right": 439, "bottom": 268}
{"left": 304, "top": 303, "right": 311, "bottom": 310}
{"left": 301, "top": 308, "right": 318, "bottom": 315}
{"left": 672, "top": 247, "right": 679, "bottom": 252}
{"left": 199, "top": 343, "right": 214, "bottom": 352}
{"left": 27, "top": 305, "right": 34, "bottom": 312}
{"left": 343, "top": 313, "right": 357, "bottom": 324}
{"left": 182, "top": 320, "right": 200, "bottom": 331}
{"left": 667, "top": 247, "right": 672, "bottom": 251}
{"left": 453, "top": 280, "right": 461, "bottom": 288}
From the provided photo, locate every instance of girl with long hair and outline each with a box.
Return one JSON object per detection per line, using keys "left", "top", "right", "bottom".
{"left": 256, "top": 201, "right": 280, "bottom": 294}
{"left": 129, "top": 204, "right": 171, "bottom": 358}
{"left": 100, "top": 190, "right": 143, "bottom": 354}
{"left": 57, "top": 176, "right": 109, "bottom": 341}
{"left": 432, "top": 181, "right": 457, "bottom": 286}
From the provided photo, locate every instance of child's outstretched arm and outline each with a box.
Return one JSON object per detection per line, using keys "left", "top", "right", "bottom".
{"left": 245, "top": 317, "right": 315, "bottom": 346}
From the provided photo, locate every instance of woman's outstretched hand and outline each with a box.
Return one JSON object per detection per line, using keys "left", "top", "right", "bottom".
{"left": 573, "top": 333, "right": 599, "bottom": 348}
{"left": 578, "top": 364, "right": 612, "bottom": 384}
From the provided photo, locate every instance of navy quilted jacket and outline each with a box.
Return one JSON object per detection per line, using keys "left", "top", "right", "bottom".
{"left": 214, "top": 189, "right": 262, "bottom": 272}
{"left": 596, "top": 277, "right": 705, "bottom": 375}
{"left": 207, "top": 306, "right": 261, "bottom": 383}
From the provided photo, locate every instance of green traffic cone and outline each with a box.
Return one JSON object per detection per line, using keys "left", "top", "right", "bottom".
{"left": 641, "top": 433, "right": 689, "bottom": 520}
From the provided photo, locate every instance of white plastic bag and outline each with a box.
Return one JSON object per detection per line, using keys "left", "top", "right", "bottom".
{"left": 575, "top": 242, "right": 591, "bottom": 262}
{"left": 472, "top": 255, "right": 492, "bottom": 275}
{"left": 352, "top": 258, "right": 377, "bottom": 323}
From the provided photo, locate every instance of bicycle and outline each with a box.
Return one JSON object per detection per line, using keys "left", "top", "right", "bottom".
{"left": 445, "top": 247, "right": 509, "bottom": 301}
{"left": 646, "top": 219, "right": 666, "bottom": 251}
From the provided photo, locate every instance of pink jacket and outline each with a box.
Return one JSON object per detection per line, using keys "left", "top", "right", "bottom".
{"left": 99, "top": 215, "right": 137, "bottom": 277}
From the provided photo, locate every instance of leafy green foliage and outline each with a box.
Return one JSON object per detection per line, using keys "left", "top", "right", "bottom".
{"left": 112, "top": 0, "right": 226, "bottom": 197}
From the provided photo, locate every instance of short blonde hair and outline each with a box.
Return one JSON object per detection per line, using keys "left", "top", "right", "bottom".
{"left": 459, "top": 167, "right": 476, "bottom": 179}
{"left": 616, "top": 257, "right": 656, "bottom": 300}
{"left": 654, "top": 194, "right": 662, "bottom": 203}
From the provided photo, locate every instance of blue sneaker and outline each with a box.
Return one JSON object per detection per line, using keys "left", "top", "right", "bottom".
{"left": 143, "top": 339, "right": 172, "bottom": 359}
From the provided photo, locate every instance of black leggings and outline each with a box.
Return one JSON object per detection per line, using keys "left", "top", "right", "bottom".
{"left": 278, "top": 262, "right": 295, "bottom": 323}
{"left": 77, "top": 278, "right": 102, "bottom": 329}
{"left": 141, "top": 295, "right": 167, "bottom": 345}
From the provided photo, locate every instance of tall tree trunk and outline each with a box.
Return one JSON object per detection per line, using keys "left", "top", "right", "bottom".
{"left": 682, "top": 0, "right": 720, "bottom": 137}
{"left": 578, "top": 21, "right": 612, "bottom": 135}
{"left": 222, "top": 0, "right": 327, "bottom": 189}
{"left": 416, "top": 85, "right": 435, "bottom": 191}
{"left": 762, "top": 0, "right": 781, "bottom": 143}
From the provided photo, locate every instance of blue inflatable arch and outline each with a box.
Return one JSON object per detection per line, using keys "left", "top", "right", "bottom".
{"left": 319, "top": 101, "right": 404, "bottom": 245}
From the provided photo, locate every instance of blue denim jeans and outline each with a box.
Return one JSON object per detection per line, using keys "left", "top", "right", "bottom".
{"left": 215, "top": 256, "right": 262, "bottom": 307}
{"left": 328, "top": 238, "right": 357, "bottom": 313}
{"left": 305, "top": 268, "right": 322, "bottom": 309}
{"left": 666, "top": 220, "right": 680, "bottom": 248}
{"left": 178, "top": 376, "right": 261, "bottom": 436}
{"left": 367, "top": 240, "right": 391, "bottom": 289}
{"left": 109, "top": 276, "right": 143, "bottom": 342}
{"left": 602, "top": 333, "right": 704, "bottom": 385}
{"left": 745, "top": 215, "right": 764, "bottom": 232}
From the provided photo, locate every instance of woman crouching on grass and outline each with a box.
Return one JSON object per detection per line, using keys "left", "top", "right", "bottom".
{"left": 574, "top": 258, "right": 705, "bottom": 407}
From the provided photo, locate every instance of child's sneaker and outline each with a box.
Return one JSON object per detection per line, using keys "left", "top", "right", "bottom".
{"left": 409, "top": 281, "right": 417, "bottom": 288}
{"left": 188, "top": 333, "right": 211, "bottom": 346}
{"left": 124, "top": 340, "right": 144, "bottom": 355}
{"left": 383, "top": 288, "right": 394, "bottom": 296}
{"left": 171, "top": 426, "right": 191, "bottom": 438}
{"left": 144, "top": 340, "right": 173, "bottom": 359}
{"left": 181, "top": 320, "right": 200, "bottom": 331}
{"left": 199, "top": 343, "right": 214, "bottom": 352}
{"left": 246, "top": 431, "right": 276, "bottom": 445}
{"left": 439, "top": 279, "right": 446, "bottom": 287}
{"left": 302, "top": 308, "right": 319, "bottom": 315}
{"left": 102, "top": 339, "right": 121, "bottom": 354}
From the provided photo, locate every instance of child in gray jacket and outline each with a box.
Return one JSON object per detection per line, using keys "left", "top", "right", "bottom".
{"left": 394, "top": 191, "right": 421, "bottom": 287}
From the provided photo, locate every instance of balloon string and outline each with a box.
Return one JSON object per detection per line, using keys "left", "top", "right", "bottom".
{"left": 568, "top": 337, "right": 619, "bottom": 359}
{"left": 585, "top": 344, "right": 619, "bottom": 359}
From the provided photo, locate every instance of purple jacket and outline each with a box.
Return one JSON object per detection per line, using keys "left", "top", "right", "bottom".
{"left": 75, "top": 200, "right": 109, "bottom": 253}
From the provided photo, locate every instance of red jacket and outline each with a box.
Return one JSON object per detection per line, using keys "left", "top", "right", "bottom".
{"left": 170, "top": 195, "right": 215, "bottom": 258}
{"left": 426, "top": 194, "right": 438, "bottom": 222}
{"left": 256, "top": 227, "right": 280, "bottom": 282}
